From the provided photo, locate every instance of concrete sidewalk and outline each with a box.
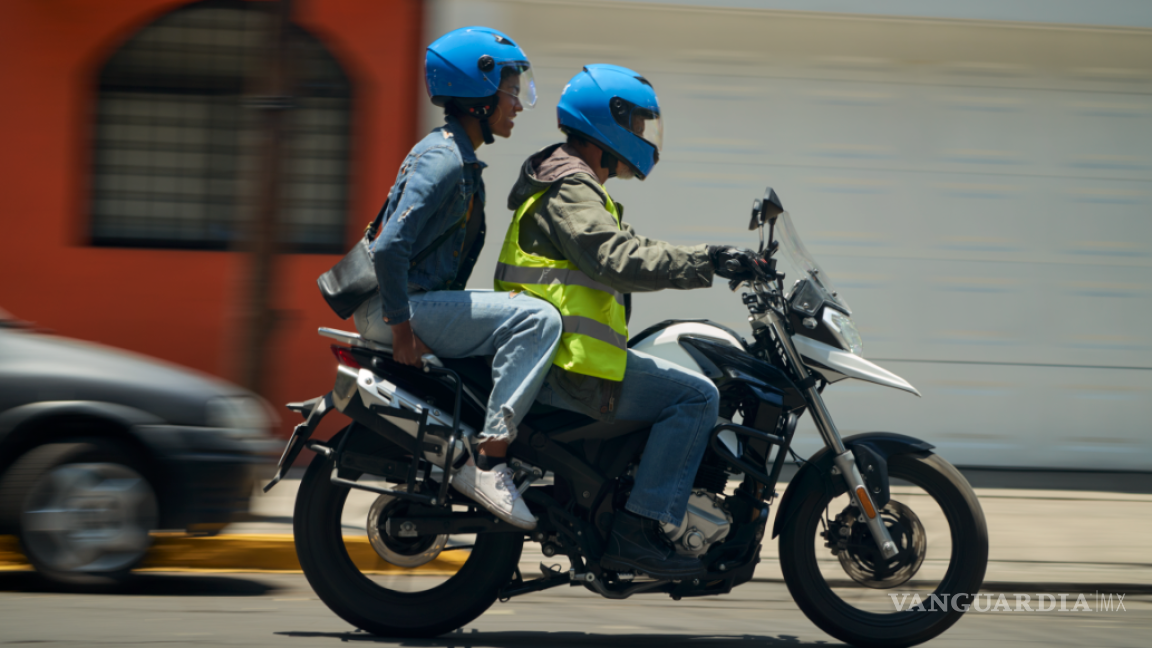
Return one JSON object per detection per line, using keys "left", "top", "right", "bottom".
{"left": 4, "top": 471, "right": 1151, "bottom": 590}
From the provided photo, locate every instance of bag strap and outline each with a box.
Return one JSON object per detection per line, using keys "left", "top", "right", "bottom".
{"left": 365, "top": 196, "right": 466, "bottom": 269}
{"left": 409, "top": 214, "right": 466, "bottom": 268}
{"left": 364, "top": 203, "right": 388, "bottom": 240}
{"left": 361, "top": 201, "right": 465, "bottom": 265}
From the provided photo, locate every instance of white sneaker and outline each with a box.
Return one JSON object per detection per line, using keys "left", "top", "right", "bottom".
{"left": 451, "top": 463, "right": 537, "bottom": 530}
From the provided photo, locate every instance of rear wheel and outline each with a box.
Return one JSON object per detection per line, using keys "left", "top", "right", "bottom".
{"left": 0, "top": 439, "right": 158, "bottom": 586}
{"left": 779, "top": 452, "right": 988, "bottom": 648}
{"left": 294, "top": 431, "right": 523, "bottom": 637}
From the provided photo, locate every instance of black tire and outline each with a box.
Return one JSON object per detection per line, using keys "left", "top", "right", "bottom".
{"left": 779, "top": 452, "right": 988, "bottom": 648}
{"left": 293, "top": 438, "right": 524, "bottom": 637}
{"left": 0, "top": 439, "right": 158, "bottom": 587}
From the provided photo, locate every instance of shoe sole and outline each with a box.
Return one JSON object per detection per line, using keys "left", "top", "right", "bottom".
{"left": 600, "top": 556, "right": 706, "bottom": 580}
{"left": 452, "top": 476, "right": 536, "bottom": 531}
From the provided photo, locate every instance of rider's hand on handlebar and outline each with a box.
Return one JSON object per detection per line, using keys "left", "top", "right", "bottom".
{"left": 708, "top": 246, "right": 766, "bottom": 281}
{"left": 390, "top": 320, "right": 434, "bottom": 367}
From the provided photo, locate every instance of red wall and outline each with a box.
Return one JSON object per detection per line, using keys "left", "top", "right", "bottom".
{"left": 0, "top": 0, "right": 424, "bottom": 439}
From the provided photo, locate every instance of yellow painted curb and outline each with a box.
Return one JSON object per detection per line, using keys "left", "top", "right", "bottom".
{"left": 0, "top": 534, "right": 467, "bottom": 574}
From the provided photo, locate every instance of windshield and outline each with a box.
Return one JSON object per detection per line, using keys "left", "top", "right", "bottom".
{"left": 776, "top": 211, "right": 851, "bottom": 314}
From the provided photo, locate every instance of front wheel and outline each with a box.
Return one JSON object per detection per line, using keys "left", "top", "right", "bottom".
{"left": 293, "top": 429, "right": 524, "bottom": 637}
{"left": 779, "top": 452, "right": 988, "bottom": 648}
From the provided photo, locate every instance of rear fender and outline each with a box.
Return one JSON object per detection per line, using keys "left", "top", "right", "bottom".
{"left": 770, "top": 432, "right": 934, "bottom": 539}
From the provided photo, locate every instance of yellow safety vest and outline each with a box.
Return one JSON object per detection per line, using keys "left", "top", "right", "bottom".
{"left": 494, "top": 188, "right": 628, "bottom": 381}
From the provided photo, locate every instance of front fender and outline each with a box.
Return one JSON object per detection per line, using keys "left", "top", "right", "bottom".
{"left": 771, "top": 432, "right": 934, "bottom": 539}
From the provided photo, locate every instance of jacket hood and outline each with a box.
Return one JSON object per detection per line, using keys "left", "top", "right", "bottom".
{"left": 507, "top": 143, "right": 599, "bottom": 211}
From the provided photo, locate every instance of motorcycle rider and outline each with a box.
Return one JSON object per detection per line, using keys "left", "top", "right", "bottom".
{"left": 353, "top": 27, "right": 560, "bottom": 530}
{"left": 495, "top": 64, "right": 761, "bottom": 577}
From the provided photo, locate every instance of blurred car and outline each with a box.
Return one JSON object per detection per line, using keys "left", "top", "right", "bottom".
{"left": 0, "top": 307, "right": 277, "bottom": 584}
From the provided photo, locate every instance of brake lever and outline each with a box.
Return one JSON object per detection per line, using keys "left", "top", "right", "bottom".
{"left": 724, "top": 258, "right": 770, "bottom": 292}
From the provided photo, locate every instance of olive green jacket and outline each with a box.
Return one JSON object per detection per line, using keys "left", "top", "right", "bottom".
{"left": 505, "top": 143, "right": 714, "bottom": 420}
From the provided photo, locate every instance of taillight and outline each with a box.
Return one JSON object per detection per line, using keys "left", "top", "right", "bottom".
{"left": 330, "top": 345, "right": 362, "bottom": 369}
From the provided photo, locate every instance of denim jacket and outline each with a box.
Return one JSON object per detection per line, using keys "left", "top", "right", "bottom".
{"left": 370, "top": 116, "right": 487, "bottom": 325}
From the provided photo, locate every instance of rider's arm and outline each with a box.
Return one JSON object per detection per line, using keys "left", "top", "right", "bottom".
{"left": 372, "top": 145, "right": 462, "bottom": 326}
{"left": 548, "top": 177, "right": 714, "bottom": 294}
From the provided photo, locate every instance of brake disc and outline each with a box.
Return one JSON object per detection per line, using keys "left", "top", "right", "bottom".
{"left": 365, "top": 494, "right": 448, "bottom": 568}
{"left": 831, "top": 499, "right": 926, "bottom": 589}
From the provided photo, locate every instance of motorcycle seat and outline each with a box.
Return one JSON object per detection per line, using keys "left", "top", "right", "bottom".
{"left": 318, "top": 327, "right": 599, "bottom": 434}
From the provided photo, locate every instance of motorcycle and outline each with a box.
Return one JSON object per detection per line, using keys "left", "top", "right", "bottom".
{"left": 265, "top": 187, "right": 988, "bottom": 648}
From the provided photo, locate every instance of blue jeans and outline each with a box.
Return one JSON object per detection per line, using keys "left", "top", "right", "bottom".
{"left": 354, "top": 290, "right": 562, "bottom": 443}
{"left": 537, "top": 349, "right": 720, "bottom": 527}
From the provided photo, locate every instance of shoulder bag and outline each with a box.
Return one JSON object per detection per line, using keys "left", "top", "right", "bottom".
{"left": 317, "top": 206, "right": 465, "bottom": 319}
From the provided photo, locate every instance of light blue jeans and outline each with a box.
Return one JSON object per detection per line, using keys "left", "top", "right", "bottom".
{"left": 354, "top": 290, "right": 562, "bottom": 442}
{"left": 537, "top": 349, "right": 720, "bottom": 527}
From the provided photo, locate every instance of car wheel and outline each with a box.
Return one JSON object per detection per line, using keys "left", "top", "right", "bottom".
{"left": 0, "top": 439, "right": 158, "bottom": 586}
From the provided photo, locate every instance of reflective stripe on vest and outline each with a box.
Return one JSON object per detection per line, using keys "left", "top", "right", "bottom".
{"left": 494, "top": 263, "right": 625, "bottom": 306}
{"left": 494, "top": 187, "right": 628, "bottom": 381}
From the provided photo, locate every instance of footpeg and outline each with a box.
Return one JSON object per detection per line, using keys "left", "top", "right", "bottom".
{"left": 568, "top": 569, "right": 596, "bottom": 584}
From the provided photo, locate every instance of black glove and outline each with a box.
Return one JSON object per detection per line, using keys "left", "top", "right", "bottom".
{"left": 708, "top": 245, "right": 759, "bottom": 280}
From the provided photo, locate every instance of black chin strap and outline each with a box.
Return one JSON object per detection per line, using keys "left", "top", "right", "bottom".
{"left": 479, "top": 118, "right": 495, "bottom": 145}
{"left": 600, "top": 150, "right": 618, "bottom": 178}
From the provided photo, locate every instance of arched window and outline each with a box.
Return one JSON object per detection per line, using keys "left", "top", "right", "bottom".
{"left": 90, "top": 0, "right": 351, "bottom": 253}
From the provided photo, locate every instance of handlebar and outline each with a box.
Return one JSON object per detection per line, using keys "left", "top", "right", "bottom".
{"left": 728, "top": 245, "right": 787, "bottom": 296}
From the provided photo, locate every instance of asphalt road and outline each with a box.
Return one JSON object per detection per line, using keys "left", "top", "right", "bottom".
{"left": 2, "top": 572, "right": 1150, "bottom": 647}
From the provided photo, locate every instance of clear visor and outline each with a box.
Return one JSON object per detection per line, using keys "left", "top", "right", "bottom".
{"left": 496, "top": 61, "right": 536, "bottom": 108}
{"left": 612, "top": 99, "right": 663, "bottom": 151}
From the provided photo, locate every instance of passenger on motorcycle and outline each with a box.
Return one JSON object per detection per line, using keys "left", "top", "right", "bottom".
{"left": 354, "top": 27, "right": 558, "bottom": 530}
{"left": 495, "top": 64, "right": 762, "bottom": 578}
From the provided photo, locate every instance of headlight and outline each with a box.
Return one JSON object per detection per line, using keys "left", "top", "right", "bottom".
{"left": 206, "top": 396, "right": 272, "bottom": 437}
{"left": 825, "top": 308, "right": 864, "bottom": 356}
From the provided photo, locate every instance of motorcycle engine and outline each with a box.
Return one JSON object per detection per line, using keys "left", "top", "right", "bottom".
{"left": 660, "top": 490, "right": 732, "bottom": 557}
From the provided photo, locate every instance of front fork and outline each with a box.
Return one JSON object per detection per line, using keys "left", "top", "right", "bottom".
{"left": 764, "top": 311, "right": 899, "bottom": 559}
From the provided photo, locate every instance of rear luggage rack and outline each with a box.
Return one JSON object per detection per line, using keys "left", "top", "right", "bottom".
{"left": 265, "top": 327, "right": 466, "bottom": 510}
{"left": 319, "top": 327, "right": 390, "bottom": 353}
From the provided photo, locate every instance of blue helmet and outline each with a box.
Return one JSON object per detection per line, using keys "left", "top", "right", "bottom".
{"left": 425, "top": 26, "right": 536, "bottom": 109}
{"left": 557, "top": 64, "right": 663, "bottom": 180}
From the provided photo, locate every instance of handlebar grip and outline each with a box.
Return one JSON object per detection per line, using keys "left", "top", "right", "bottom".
{"left": 726, "top": 259, "right": 743, "bottom": 272}
{"left": 420, "top": 354, "right": 444, "bottom": 371}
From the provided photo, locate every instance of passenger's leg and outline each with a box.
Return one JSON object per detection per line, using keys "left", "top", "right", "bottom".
{"left": 405, "top": 290, "right": 562, "bottom": 442}
{"left": 359, "top": 291, "right": 562, "bottom": 440}
{"left": 400, "top": 290, "right": 561, "bottom": 529}
{"left": 352, "top": 294, "right": 393, "bottom": 345}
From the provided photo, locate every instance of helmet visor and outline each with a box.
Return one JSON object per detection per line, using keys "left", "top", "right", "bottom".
{"left": 611, "top": 97, "right": 663, "bottom": 151}
{"left": 496, "top": 61, "right": 536, "bottom": 108}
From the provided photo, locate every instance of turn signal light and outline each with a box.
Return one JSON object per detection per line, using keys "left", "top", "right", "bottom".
{"left": 330, "top": 345, "right": 362, "bottom": 369}
{"left": 855, "top": 486, "right": 877, "bottom": 519}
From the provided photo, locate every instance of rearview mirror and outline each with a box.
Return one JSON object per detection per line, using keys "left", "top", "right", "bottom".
{"left": 748, "top": 187, "right": 784, "bottom": 230}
